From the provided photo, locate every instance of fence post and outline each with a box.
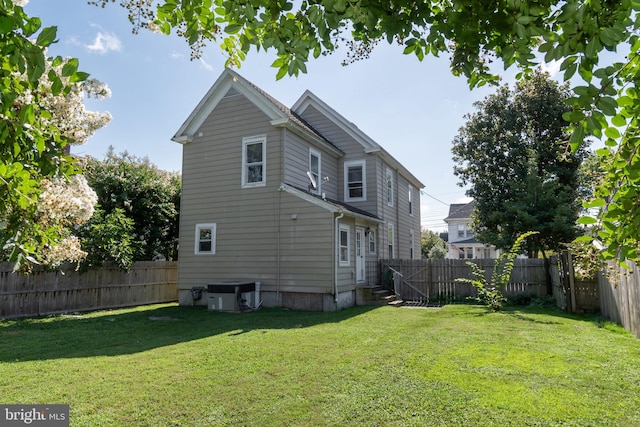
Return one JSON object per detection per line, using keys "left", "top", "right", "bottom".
{"left": 393, "top": 271, "right": 402, "bottom": 300}
{"left": 567, "top": 254, "right": 577, "bottom": 314}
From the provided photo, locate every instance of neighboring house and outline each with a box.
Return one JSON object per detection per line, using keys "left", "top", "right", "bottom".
{"left": 444, "top": 201, "right": 499, "bottom": 259}
{"left": 172, "top": 69, "right": 424, "bottom": 311}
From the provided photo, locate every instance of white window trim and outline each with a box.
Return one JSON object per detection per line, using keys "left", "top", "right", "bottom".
{"left": 309, "top": 148, "right": 321, "bottom": 195}
{"left": 386, "top": 168, "right": 394, "bottom": 207}
{"left": 344, "top": 160, "right": 366, "bottom": 202}
{"left": 339, "top": 224, "right": 351, "bottom": 266}
{"left": 241, "top": 135, "right": 266, "bottom": 188}
{"left": 195, "top": 223, "right": 216, "bottom": 255}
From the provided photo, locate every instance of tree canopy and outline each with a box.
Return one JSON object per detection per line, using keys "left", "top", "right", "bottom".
{"left": 79, "top": 149, "right": 181, "bottom": 264}
{"left": 96, "top": 0, "right": 640, "bottom": 264}
{"left": 421, "top": 229, "right": 447, "bottom": 259}
{"left": 452, "top": 71, "right": 588, "bottom": 255}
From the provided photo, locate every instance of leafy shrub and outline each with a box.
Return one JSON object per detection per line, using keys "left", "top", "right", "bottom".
{"left": 457, "top": 231, "right": 538, "bottom": 311}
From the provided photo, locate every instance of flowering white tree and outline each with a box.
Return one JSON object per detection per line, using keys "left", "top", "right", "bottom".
{"left": 0, "top": 0, "right": 110, "bottom": 269}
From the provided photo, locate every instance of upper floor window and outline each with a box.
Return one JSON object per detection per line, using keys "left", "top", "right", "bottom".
{"left": 195, "top": 223, "right": 216, "bottom": 255}
{"left": 457, "top": 223, "right": 466, "bottom": 238}
{"left": 309, "top": 148, "right": 321, "bottom": 194}
{"left": 408, "top": 186, "right": 414, "bottom": 215}
{"left": 386, "top": 168, "right": 393, "bottom": 207}
{"left": 344, "top": 160, "right": 366, "bottom": 202}
{"left": 242, "top": 135, "right": 266, "bottom": 188}
{"left": 339, "top": 224, "right": 350, "bottom": 266}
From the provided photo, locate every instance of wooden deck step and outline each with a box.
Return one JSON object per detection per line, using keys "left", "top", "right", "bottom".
{"left": 388, "top": 299, "right": 404, "bottom": 307}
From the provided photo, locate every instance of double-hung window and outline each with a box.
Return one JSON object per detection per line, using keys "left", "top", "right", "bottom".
{"left": 339, "top": 224, "right": 350, "bottom": 266}
{"left": 386, "top": 168, "right": 393, "bottom": 206}
{"left": 344, "top": 160, "right": 366, "bottom": 202}
{"left": 368, "top": 231, "right": 376, "bottom": 254}
{"left": 242, "top": 135, "right": 266, "bottom": 188}
{"left": 408, "top": 186, "right": 414, "bottom": 216}
{"left": 195, "top": 223, "right": 216, "bottom": 255}
{"left": 309, "top": 148, "right": 321, "bottom": 194}
{"left": 387, "top": 224, "right": 394, "bottom": 259}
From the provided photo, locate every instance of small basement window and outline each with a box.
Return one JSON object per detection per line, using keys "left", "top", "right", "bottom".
{"left": 195, "top": 223, "right": 216, "bottom": 254}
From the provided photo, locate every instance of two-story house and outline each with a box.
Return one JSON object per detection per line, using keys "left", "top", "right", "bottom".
{"left": 444, "top": 201, "right": 499, "bottom": 259}
{"left": 172, "top": 69, "right": 424, "bottom": 311}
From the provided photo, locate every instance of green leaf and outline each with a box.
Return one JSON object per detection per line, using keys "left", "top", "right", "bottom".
{"left": 275, "top": 65, "right": 287, "bottom": 80}
{"left": 583, "top": 198, "right": 606, "bottom": 208}
{"left": 69, "top": 71, "right": 89, "bottom": 83}
{"left": 604, "top": 127, "right": 621, "bottom": 139}
{"left": 597, "top": 96, "right": 618, "bottom": 116}
{"left": 578, "top": 216, "right": 598, "bottom": 225}
{"left": 611, "top": 115, "right": 626, "bottom": 127}
{"left": 0, "top": 16, "right": 13, "bottom": 35}
{"left": 35, "top": 26, "right": 58, "bottom": 47}
{"left": 61, "top": 58, "right": 79, "bottom": 77}
{"left": 224, "top": 24, "right": 242, "bottom": 34}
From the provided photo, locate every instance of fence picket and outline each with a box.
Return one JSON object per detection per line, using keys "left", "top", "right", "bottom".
{"left": 0, "top": 261, "right": 177, "bottom": 319}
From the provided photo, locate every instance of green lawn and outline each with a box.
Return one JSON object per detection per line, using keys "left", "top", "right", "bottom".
{"left": 1, "top": 303, "right": 639, "bottom": 426}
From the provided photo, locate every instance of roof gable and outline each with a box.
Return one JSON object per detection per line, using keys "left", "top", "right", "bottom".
{"left": 292, "top": 90, "right": 424, "bottom": 189}
{"left": 292, "top": 90, "right": 380, "bottom": 152}
{"left": 172, "top": 69, "right": 288, "bottom": 143}
{"left": 445, "top": 201, "right": 475, "bottom": 221}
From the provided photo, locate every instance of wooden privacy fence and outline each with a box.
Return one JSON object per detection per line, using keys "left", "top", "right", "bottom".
{"left": 599, "top": 260, "right": 640, "bottom": 338}
{"left": 0, "top": 261, "right": 178, "bottom": 319}
{"left": 378, "top": 258, "right": 548, "bottom": 304}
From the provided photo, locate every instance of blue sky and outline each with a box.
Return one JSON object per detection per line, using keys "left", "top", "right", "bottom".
{"left": 25, "top": 0, "right": 528, "bottom": 232}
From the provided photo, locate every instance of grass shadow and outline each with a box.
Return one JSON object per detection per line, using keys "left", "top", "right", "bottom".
{"left": 0, "top": 303, "right": 378, "bottom": 362}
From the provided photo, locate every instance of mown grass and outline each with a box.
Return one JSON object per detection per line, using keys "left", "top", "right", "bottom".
{"left": 1, "top": 303, "right": 639, "bottom": 426}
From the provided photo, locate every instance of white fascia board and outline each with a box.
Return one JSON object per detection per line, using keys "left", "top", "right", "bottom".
{"left": 279, "top": 183, "right": 340, "bottom": 213}
{"left": 172, "top": 69, "right": 286, "bottom": 143}
{"left": 279, "top": 183, "right": 384, "bottom": 223}
{"left": 270, "top": 118, "right": 343, "bottom": 157}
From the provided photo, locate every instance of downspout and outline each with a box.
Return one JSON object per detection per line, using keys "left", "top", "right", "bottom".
{"left": 334, "top": 210, "right": 344, "bottom": 304}
{"left": 277, "top": 128, "right": 286, "bottom": 300}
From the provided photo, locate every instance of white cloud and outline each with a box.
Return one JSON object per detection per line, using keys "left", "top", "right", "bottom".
{"left": 85, "top": 32, "right": 122, "bottom": 54}
{"left": 541, "top": 59, "right": 561, "bottom": 78}
{"left": 199, "top": 57, "right": 214, "bottom": 72}
{"left": 170, "top": 52, "right": 185, "bottom": 60}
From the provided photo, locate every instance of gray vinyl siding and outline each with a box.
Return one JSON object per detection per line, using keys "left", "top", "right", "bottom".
{"left": 178, "top": 92, "right": 283, "bottom": 290}
{"left": 282, "top": 129, "right": 339, "bottom": 199}
{"left": 278, "top": 191, "right": 334, "bottom": 293}
{"left": 297, "top": 105, "right": 378, "bottom": 213}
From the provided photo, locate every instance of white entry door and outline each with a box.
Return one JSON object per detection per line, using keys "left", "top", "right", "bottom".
{"left": 355, "top": 227, "right": 365, "bottom": 283}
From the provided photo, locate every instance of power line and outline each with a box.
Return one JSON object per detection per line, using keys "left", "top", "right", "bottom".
{"left": 420, "top": 190, "right": 449, "bottom": 206}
